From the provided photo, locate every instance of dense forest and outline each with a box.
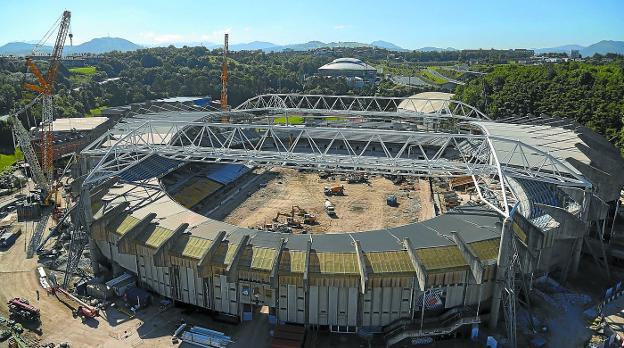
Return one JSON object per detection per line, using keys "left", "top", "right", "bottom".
{"left": 454, "top": 60, "right": 624, "bottom": 151}
{"left": 0, "top": 45, "right": 623, "bottom": 153}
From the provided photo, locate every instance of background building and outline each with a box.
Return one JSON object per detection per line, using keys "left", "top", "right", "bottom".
{"left": 317, "top": 58, "right": 377, "bottom": 87}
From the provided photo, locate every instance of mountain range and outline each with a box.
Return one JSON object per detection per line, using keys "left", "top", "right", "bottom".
{"left": 534, "top": 40, "right": 624, "bottom": 56}
{"left": 0, "top": 37, "right": 141, "bottom": 55}
{"left": 0, "top": 37, "right": 622, "bottom": 57}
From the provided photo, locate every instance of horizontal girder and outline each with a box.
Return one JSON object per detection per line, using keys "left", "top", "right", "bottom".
{"left": 235, "top": 93, "right": 490, "bottom": 121}
{"left": 84, "top": 121, "right": 587, "bottom": 188}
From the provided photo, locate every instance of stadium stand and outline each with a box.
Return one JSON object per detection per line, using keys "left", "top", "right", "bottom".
{"left": 118, "top": 154, "right": 182, "bottom": 182}
{"left": 206, "top": 164, "right": 251, "bottom": 185}
{"left": 173, "top": 178, "right": 223, "bottom": 208}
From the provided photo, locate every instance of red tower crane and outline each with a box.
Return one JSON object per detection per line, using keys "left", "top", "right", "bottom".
{"left": 220, "top": 33, "right": 229, "bottom": 111}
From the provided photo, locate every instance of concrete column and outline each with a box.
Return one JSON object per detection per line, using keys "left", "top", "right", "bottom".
{"left": 88, "top": 237, "right": 101, "bottom": 274}
{"left": 489, "top": 217, "right": 513, "bottom": 329}
{"left": 570, "top": 189, "right": 591, "bottom": 278}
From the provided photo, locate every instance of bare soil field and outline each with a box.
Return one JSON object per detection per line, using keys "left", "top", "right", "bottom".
{"left": 0, "top": 221, "right": 183, "bottom": 348}
{"left": 224, "top": 168, "right": 435, "bottom": 233}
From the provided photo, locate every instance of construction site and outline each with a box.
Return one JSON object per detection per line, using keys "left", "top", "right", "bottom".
{"left": 191, "top": 167, "right": 436, "bottom": 234}
{"left": 2, "top": 9, "right": 624, "bottom": 348}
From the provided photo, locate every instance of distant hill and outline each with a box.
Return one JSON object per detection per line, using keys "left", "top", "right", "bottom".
{"left": 0, "top": 42, "right": 51, "bottom": 55}
{"left": 68, "top": 37, "right": 142, "bottom": 54}
{"left": 2, "top": 37, "right": 623, "bottom": 56}
{"left": 534, "top": 44, "right": 585, "bottom": 54}
{"left": 229, "top": 41, "right": 280, "bottom": 51}
{"left": 0, "top": 37, "right": 142, "bottom": 55}
{"left": 581, "top": 40, "right": 624, "bottom": 57}
{"left": 534, "top": 40, "right": 624, "bottom": 57}
{"left": 371, "top": 40, "right": 406, "bottom": 51}
{"left": 414, "top": 46, "right": 457, "bottom": 52}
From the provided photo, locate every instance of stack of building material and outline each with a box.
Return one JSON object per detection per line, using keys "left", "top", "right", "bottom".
{"left": 105, "top": 273, "right": 135, "bottom": 296}
{"left": 180, "top": 326, "right": 232, "bottom": 348}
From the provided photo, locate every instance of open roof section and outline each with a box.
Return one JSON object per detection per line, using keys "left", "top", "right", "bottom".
{"left": 100, "top": 179, "right": 503, "bottom": 256}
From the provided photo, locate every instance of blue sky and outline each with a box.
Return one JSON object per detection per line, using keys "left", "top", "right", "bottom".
{"left": 1, "top": 0, "right": 622, "bottom": 49}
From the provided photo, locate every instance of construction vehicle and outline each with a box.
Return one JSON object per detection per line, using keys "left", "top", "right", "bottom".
{"left": 291, "top": 205, "right": 308, "bottom": 216}
{"left": 302, "top": 213, "right": 317, "bottom": 225}
{"left": 291, "top": 206, "right": 317, "bottom": 224}
{"left": 387, "top": 195, "right": 398, "bottom": 207}
{"left": 324, "top": 185, "right": 345, "bottom": 196}
{"left": 324, "top": 200, "right": 336, "bottom": 216}
{"left": 51, "top": 286, "right": 99, "bottom": 319}
{"left": 273, "top": 212, "right": 302, "bottom": 228}
{"left": 347, "top": 174, "right": 368, "bottom": 184}
{"left": 9, "top": 11, "right": 72, "bottom": 207}
{"left": 7, "top": 298, "right": 40, "bottom": 322}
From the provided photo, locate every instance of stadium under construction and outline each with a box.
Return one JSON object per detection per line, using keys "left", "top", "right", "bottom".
{"left": 67, "top": 93, "right": 624, "bottom": 345}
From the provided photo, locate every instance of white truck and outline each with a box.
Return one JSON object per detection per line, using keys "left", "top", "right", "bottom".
{"left": 324, "top": 200, "right": 336, "bottom": 216}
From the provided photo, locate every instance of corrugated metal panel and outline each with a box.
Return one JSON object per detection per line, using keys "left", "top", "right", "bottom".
{"left": 250, "top": 247, "right": 278, "bottom": 271}
{"left": 228, "top": 283, "right": 238, "bottom": 314}
{"left": 319, "top": 286, "right": 328, "bottom": 325}
{"left": 468, "top": 238, "right": 500, "bottom": 261}
{"left": 144, "top": 226, "right": 174, "bottom": 249}
{"left": 288, "top": 285, "right": 297, "bottom": 322}
{"left": 180, "top": 267, "right": 190, "bottom": 303}
{"left": 415, "top": 246, "right": 467, "bottom": 271}
{"left": 115, "top": 215, "right": 140, "bottom": 236}
{"left": 328, "top": 287, "right": 338, "bottom": 325}
{"left": 279, "top": 250, "right": 306, "bottom": 274}
{"left": 310, "top": 252, "right": 359, "bottom": 274}
{"left": 224, "top": 242, "right": 241, "bottom": 266}
{"left": 220, "top": 275, "right": 228, "bottom": 312}
{"left": 362, "top": 290, "right": 372, "bottom": 326}
{"left": 279, "top": 285, "right": 288, "bottom": 321}
{"left": 309, "top": 286, "right": 319, "bottom": 325}
{"left": 181, "top": 236, "right": 213, "bottom": 259}
{"left": 381, "top": 287, "right": 391, "bottom": 325}
{"left": 297, "top": 287, "right": 305, "bottom": 323}
{"left": 348, "top": 287, "right": 358, "bottom": 326}
{"left": 391, "top": 287, "right": 401, "bottom": 321}
{"left": 338, "top": 287, "right": 348, "bottom": 326}
{"left": 372, "top": 287, "right": 382, "bottom": 326}
{"left": 400, "top": 288, "right": 412, "bottom": 316}
{"left": 365, "top": 251, "right": 414, "bottom": 274}
{"left": 445, "top": 285, "right": 465, "bottom": 308}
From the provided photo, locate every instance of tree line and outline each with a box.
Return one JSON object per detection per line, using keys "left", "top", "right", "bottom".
{"left": 454, "top": 59, "right": 624, "bottom": 152}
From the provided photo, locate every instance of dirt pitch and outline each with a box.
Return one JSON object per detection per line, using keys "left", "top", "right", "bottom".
{"left": 224, "top": 168, "right": 435, "bottom": 234}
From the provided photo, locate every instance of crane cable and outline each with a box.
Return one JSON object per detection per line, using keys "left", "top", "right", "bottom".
{"left": 32, "top": 14, "right": 63, "bottom": 56}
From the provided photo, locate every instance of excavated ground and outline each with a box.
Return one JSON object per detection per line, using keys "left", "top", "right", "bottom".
{"left": 224, "top": 168, "right": 435, "bottom": 234}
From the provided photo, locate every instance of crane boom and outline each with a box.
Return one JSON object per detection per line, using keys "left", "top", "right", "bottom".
{"left": 46, "top": 10, "right": 72, "bottom": 90}
{"left": 9, "top": 114, "right": 49, "bottom": 191}
{"left": 23, "top": 10, "right": 72, "bottom": 183}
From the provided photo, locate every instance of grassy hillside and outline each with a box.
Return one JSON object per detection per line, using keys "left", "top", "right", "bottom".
{"left": 0, "top": 148, "right": 23, "bottom": 171}
{"left": 68, "top": 66, "right": 97, "bottom": 75}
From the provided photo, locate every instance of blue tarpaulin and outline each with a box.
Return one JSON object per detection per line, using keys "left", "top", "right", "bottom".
{"left": 206, "top": 164, "right": 250, "bottom": 185}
